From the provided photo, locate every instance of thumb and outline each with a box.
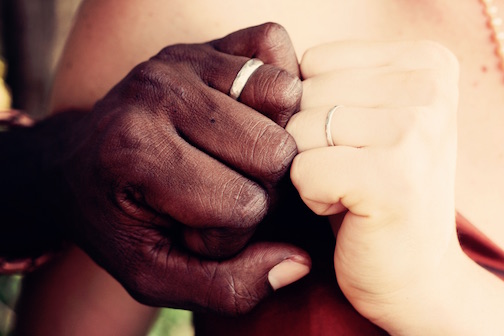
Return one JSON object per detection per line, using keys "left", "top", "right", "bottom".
{"left": 204, "top": 242, "right": 311, "bottom": 315}
{"left": 125, "top": 241, "right": 311, "bottom": 316}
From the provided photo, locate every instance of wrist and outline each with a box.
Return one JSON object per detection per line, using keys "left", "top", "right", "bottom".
{"left": 375, "top": 232, "right": 504, "bottom": 335}
{"left": 373, "top": 234, "right": 463, "bottom": 335}
{"left": 0, "top": 111, "right": 86, "bottom": 270}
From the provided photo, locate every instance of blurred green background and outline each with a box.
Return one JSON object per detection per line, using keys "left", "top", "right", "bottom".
{"left": 0, "top": 275, "right": 194, "bottom": 336}
{"left": 0, "top": 276, "right": 20, "bottom": 336}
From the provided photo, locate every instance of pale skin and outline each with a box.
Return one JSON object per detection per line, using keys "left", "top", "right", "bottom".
{"left": 16, "top": 0, "right": 504, "bottom": 335}
{"left": 287, "top": 40, "right": 504, "bottom": 334}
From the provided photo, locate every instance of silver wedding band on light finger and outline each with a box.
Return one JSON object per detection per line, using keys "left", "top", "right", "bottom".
{"left": 325, "top": 105, "right": 341, "bottom": 146}
{"left": 229, "top": 58, "right": 264, "bottom": 100}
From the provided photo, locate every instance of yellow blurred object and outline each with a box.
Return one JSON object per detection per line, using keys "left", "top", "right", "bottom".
{"left": 0, "top": 59, "right": 12, "bottom": 110}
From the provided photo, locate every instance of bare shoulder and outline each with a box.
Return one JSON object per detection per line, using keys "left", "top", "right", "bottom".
{"left": 51, "top": 0, "right": 260, "bottom": 112}
{"left": 50, "top": 0, "right": 360, "bottom": 112}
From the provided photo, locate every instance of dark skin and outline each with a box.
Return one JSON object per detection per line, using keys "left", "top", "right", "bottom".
{"left": 0, "top": 23, "right": 310, "bottom": 315}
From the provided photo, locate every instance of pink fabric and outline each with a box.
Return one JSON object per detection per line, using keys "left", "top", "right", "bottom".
{"left": 457, "top": 212, "right": 504, "bottom": 280}
{"left": 194, "top": 213, "right": 504, "bottom": 335}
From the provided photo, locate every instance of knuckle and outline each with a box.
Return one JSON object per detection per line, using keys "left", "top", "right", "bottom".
{"left": 126, "top": 287, "right": 152, "bottom": 306}
{"left": 397, "top": 41, "right": 459, "bottom": 98}
{"left": 272, "top": 130, "right": 298, "bottom": 175}
{"left": 130, "top": 61, "right": 164, "bottom": 88}
{"left": 404, "top": 40, "right": 460, "bottom": 87}
{"left": 413, "top": 40, "right": 459, "bottom": 73}
{"left": 249, "top": 66, "right": 302, "bottom": 126}
{"left": 156, "top": 43, "right": 216, "bottom": 74}
{"left": 217, "top": 176, "right": 268, "bottom": 228}
{"left": 257, "top": 22, "right": 290, "bottom": 49}
{"left": 299, "top": 46, "right": 317, "bottom": 74}
{"left": 284, "top": 111, "right": 303, "bottom": 140}
{"left": 155, "top": 43, "right": 200, "bottom": 63}
{"left": 251, "top": 123, "right": 298, "bottom": 184}
{"left": 395, "top": 106, "right": 429, "bottom": 143}
{"left": 408, "top": 40, "right": 445, "bottom": 63}
{"left": 402, "top": 67, "right": 458, "bottom": 120}
{"left": 268, "top": 70, "right": 302, "bottom": 125}
{"left": 402, "top": 68, "right": 445, "bottom": 106}
{"left": 96, "top": 114, "right": 143, "bottom": 163}
{"left": 402, "top": 106, "right": 426, "bottom": 130}
{"left": 289, "top": 154, "right": 306, "bottom": 193}
{"left": 122, "top": 61, "right": 169, "bottom": 106}
{"left": 197, "top": 229, "right": 252, "bottom": 258}
{"left": 122, "top": 271, "right": 155, "bottom": 306}
{"left": 132, "top": 48, "right": 204, "bottom": 108}
{"left": 395, "top": 105, "right": 451, "bottom": 151}
{"left": 155, "top": 44, "right": 180, "bottom": 59}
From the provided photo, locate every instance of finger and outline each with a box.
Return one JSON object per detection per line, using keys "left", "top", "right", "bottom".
{"left": 127, "top": 59, "right": 298, "bottom": 188}
{"left": 154, "top": 146, "right": 267, "bottom": 229}
{"left": 286, "top": 105, "right": 415, "bottom": 151}
{"left": 125, "top": 241, "right": 311, "bottom": 315}
{"left": 164, "top": 77, "right": 297, "bottom": 189}
{"left": 182, "top": 226, "right": 257, "bottom": 258}
{"left": 108, "top": 113, "right": 270, "bottom": 233}
{"left": 207, "top": 56, "right": 302, "bottom": 127}
{"left": 301, "top": 67, "right": 440, "bottom": 110}
{"left": 237, "top": 62, "right": 302, "bottom": 127}
{"left": 204, "top": 54, "right": 301, "bottom": 127}
{"left": 290, "top": 147, "right": 387, "bottom": 216}
{"left": 154, "top": 45, "right": 301, "bottom": 127}
{"left": 93, "top": 114, "right": 267, "bottom": 258}
{"left": 301, "top": 40, "right": 456, "bottom": 78}
{"left": 132, "top": 123, "right": 283, "bottom": 257}
{"left": 211, "top": 22, "right": 300, "bottom": 77}
{"left": 209, "top": 22, "right": 302, "bottom": 127}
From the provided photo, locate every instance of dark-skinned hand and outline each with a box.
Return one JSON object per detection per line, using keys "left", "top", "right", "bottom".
{"left": 56, "top": 23, "right": 310, "bottom": 315}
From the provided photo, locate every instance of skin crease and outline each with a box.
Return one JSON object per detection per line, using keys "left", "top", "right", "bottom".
{"left": 15, "top": 0, "right": 504, "bottom": 335}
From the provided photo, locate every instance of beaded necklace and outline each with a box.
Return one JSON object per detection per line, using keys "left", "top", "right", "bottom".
{"left": 479, "top": 0, "right": 504, "bottom": 72}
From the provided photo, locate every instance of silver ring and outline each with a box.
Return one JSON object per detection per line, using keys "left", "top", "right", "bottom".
{"left": 325, "top": 105, "right": 341, "bottom": 146}
{"left": 229, "top": 58, "right": 264, "bottom": 100}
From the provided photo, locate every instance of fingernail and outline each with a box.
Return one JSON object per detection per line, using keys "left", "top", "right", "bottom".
{"left": 268, "top": 257, "right": 311, "bottom": 291}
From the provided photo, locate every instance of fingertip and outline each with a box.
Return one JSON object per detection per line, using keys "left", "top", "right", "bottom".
{"left": 289, "top": 152, "right": 305, "bottom": 189}
{"left": 199, "top": 244, "right": 311, "bottom": 314}
{"left": 239, "top": 65, "right": 302, "bottom": 127}
{"left": 303, "top": 198, "right": 347, "bottom": 216}
{"left": 268, "top": 256, "right": 311, "bottom": 291}
{"left": 253, "top": 22, "right": 300, "bottom": 76}
{"left": 274, "top": 72, "right": 303, "bottom": 126}
{"left": 299, "top": 45, "right": 320, "bottom": 79}
{"left": 265, "top": 129, "right": 298, "bottom": 185}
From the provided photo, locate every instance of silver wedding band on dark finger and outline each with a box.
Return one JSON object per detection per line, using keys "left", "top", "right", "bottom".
{"left": 325, "top": 105, "right": 341, "bottom": 146}
{"left": 229, "top": 58, "right": 264, "bottom": 100}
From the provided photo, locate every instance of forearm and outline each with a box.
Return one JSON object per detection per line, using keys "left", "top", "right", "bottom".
{"left": 381, "top": 235, "right": 504, "bottom": 335}
{"left": 0, "top": 111, "right": 87, "bottom": 260}
{"left": 438, "top": 250, "right": 504, "bottom": 335}
{"left": 15, "top": 245, "right": 158, "bottom": 336}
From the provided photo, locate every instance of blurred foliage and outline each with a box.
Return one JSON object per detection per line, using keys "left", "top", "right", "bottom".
{"left": 0, "top": 59, "right": 11, "bottom": 111}
{"left": 0, "top": 275, "right": 22, "bottom": 336}
{"left": 148, "top": 309, "right": 194, "bottom": 336}
{"left": 0, "top": 276, "right": 193, "bottom": 336}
